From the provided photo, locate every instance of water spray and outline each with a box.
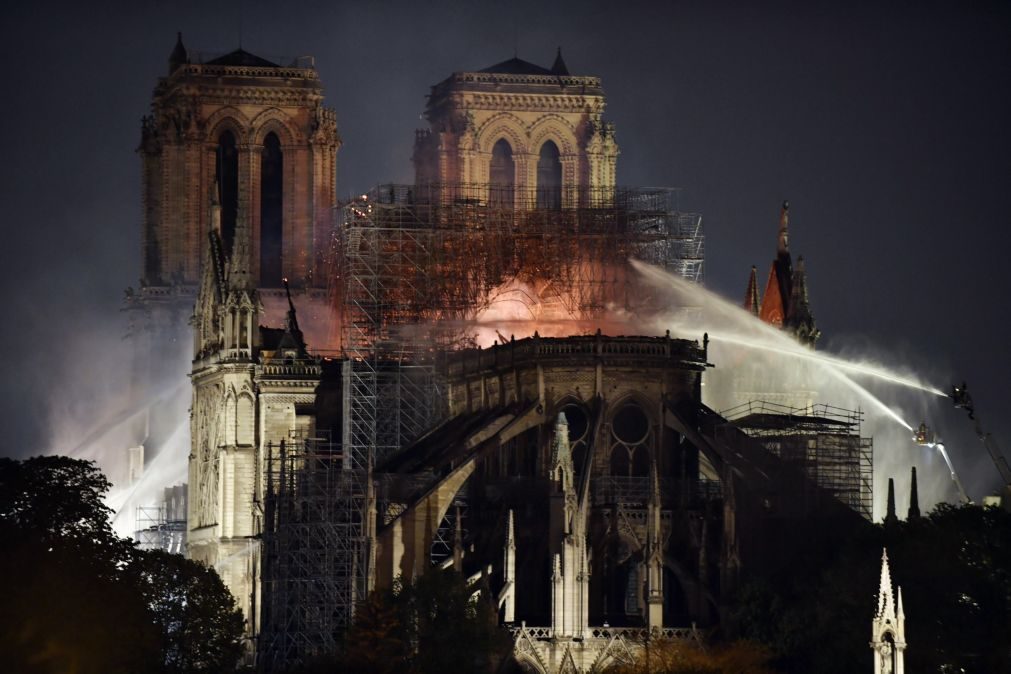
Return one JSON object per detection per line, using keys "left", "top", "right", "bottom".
{"left": 710, "top": 333, "right": 946, "bottom": 397}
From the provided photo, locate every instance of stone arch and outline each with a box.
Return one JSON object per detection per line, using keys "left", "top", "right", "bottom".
{"left": 528, "top": 114, "right": 578, "bottom": 156}
{"left": 249, "top": 108, "right": 300, "bottom": 146}
{"left": 476, "top": 112, "right": 529, "bottom": 155}
{"left": 204, "top": 107, "right": 251, "bottom": 145}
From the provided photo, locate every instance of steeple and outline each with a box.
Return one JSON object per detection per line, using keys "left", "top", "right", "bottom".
{"left": 908, "top": 467, "right": 921, "bottom": 520}
{"left": 502, "top": 509, "right": 516, "bottom": 623}
{"left": 877, "top": 549, "right": 895, "bottom": 620}
{"left": 169, "top": 32, "right": 188, "bottom": 75}
{"left": 885, "top": 478, "right": 898, "bottom": 525}
{"left": 645, "top": 460, "right": 664, "bottom": 629}
{"left": 551, "top": 47, "right": 570, "bottom": 75}
{"left": 550, "top": 412, "right": 573, "bottom": 493}
{"left": 226, "top": 207, "right": 253, "bottom": 291}
{"left": 744, "top": 265, "right": 760, "bottom": 316}
{"left": 759, "top": 202, "right": 793, "bottom": 327}
{"left": 872, "top": 548, "right": 907, "bottom": 673}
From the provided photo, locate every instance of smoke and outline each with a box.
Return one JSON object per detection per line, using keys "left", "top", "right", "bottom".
{"left": 38, "top": 305, "right": 193, "bottom": 540}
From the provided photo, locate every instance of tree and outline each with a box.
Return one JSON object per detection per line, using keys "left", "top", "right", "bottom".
{"left": 341, "top": 568, "right": 512, "bottom": 674}
{"left": 131, "top": 548, "right": 245, "bottom": 673}
{"left": 606, "top": 638, "right": 776, "bottom": 674}
{"left": 0, "top": 456, "right": 160, "bottom": 673}
{"left": 0, "top": 455, "right": 245, "bottom": 674}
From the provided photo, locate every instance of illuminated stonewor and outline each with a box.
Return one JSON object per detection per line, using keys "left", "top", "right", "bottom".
{"left": 167, "top": 47, "right": 877, "bottom": 672}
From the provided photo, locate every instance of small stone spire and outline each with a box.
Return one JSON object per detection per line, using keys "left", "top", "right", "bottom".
{"left": 169, "top": 32, "right": 188, "bottom": 75}
{"left": 503, "top": 509, "right": 516, "bottom": 623}
{"left": 877, "top": 549, "right": 895, "bottom": 619}
{"left": 645, "top": 460, "right": 664, "bottom": 629}
{"left": 550, "top": 412, "right": 573, "bottom": 493}
{"left": 872, "top": 548, "right": 907, "bottom": 673}
{"left": 885, "top": 478, "right": 898, "bottom": 525}
{"left": 744, "top": 265, "right": 760, "bottom": 316}
{"left": 226, "top": 208, "right": 253, "bottom": 291}
{"left": 551, "top": 47, "right": 570, "bottom": 76}
{"left": 908, "top": 467, "right": 921, "bottom": 520}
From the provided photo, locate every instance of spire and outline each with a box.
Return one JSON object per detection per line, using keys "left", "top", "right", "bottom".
{"left": 169, "top": 32, "right": 188, "bottom": 75}
{"left": 744, "top": 265, "right": 760, "bottom": 316}
{"left": 550, "top": 412, "right": 572, "bottom": 470}
{"left": 503, "top": 509, "right": 516, "bottom": 623}
{"left": 551, "top": 47, "right": 570, "bottom": 76}
{"left": 758, "top": 264, "right": 785, "bottom": 326}
{"left": 908, "top": 466, "right": 921, "bottom": 520}
{"left": 897, "top": 586, "right": 905, "bottom": 620}
{"left": 885, "top": 478, "right": 898, "bottom": 525}
{"left": 778, "top": 199, "right": 790, "bottom": 256}
{"left": 877, "top": 548, "right": 895, "bottom": 619}
{"left": 226, "top": 209, "right": 253, "bottom": 290}
{"left": 784, "top": 255, "right": 820, "bottom": 346}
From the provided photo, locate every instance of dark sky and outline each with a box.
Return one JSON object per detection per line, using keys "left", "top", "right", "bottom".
{"left": 2, "top": 1, "right": 1010, "bottom": 499}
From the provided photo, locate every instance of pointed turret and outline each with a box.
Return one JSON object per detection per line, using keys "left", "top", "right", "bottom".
{"left": 550, "top": 412, "right": 573, "bottom": 492}
{"left": 502, "top": 509, "right": 516, "bottom": 623}
{"left": 744, "top": 265, "right": 760, "bottom": 316}
{"left": 872, "top": 548, "right": 907, "bottom": 673}
{"left": 226, "top": 209, "right": 253, "bottom": 291}
{"left": 785, "top": 255, "right": 820, "bottom": 346}
{"left": 169, "top": 32, "right": 188, "bottom": 75}
{"left": 759, "top": 265, "right": 785, "bottom": 326}
{"left": 885, "top": 478, "right": 898, "bottom": 525}
{"left": 645, "top": 460, "right": 664, "bottom": 629}
{"left": 908, "top": 467, "right": 921, "bottom": 520}
{"left": 551, "top": 47, "right": 570, "bottom": 76}
{"left": 877, "top": 549, "right": 895, "bottom": 620}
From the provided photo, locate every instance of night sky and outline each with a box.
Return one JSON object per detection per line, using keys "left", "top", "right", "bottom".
{"left": 2, "top": 1, "right": 1010, "bottom": 502}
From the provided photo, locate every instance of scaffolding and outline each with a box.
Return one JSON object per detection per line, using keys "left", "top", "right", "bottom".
{"left": 133, "top": 485, "right": 187, "bottom": 554}
{"left": 255, "top": 182, "right": 707, "bottom": 658}
{"left": 258, "top": 432, "right": 368, "bottom": 669}
{"left": 723, "top": 401, "right": 873, "bottom": 520}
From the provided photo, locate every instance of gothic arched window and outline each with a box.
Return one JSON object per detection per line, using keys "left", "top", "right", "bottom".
{"left": 260, "top": 132, "right": 284, "bottom": 287}
{"left": 489, "top": 139, "right": 514, "bottom": 208}
{"left": 216, "top": 130, "right": 239, "bottom": 255}
{"left": 536, "top": 141, "right": 562, "bottom": 209}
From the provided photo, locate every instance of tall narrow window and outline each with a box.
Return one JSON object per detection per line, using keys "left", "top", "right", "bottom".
{"left": 489, "top": 139, "right": 514, "bottom": 208}
{"left": 260, "top": 132, "right": 283, "bottom": 287}
{"left": 536, "top": 141, "right": 562, "bottom": 209}
{"left": 216, "top": 131, "right": 239, "bottom": 255}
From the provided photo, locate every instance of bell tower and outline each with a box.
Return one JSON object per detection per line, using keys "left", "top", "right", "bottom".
{"left": 413, "top": 49, "right": 618, "bottom": 207}
{"left": 139, "top": 33, "right": 339, "bottom": 290}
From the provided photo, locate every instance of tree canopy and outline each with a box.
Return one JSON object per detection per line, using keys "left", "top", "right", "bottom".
{"left": 0, "top": 455, "right": 244, "bottom": 674}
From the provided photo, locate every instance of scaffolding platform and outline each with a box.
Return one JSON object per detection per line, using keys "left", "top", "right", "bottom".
{"left": 723, "top": 401, "right": 873, "bottom": 520}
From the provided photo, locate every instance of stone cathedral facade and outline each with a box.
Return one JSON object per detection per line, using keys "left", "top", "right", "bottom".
{"left": 137, "top": 35, "right": 875, "bottom": 672}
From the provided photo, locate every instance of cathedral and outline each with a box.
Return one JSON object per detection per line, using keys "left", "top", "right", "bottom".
{"left": 134, "top": 35, "right": 880, "bottom": 672}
